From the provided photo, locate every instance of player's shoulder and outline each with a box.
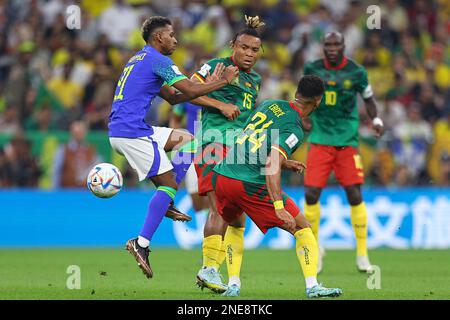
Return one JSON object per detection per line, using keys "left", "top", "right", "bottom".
{"left": 260, "top": 99, "right": 297, "bottom": 118}
{"left": 203, "top": 57, "right": 230, "bottom": 68}
{"left": 346, "top": 58, "right": 367, "bottom": 73}
{"left": 249, "top": 69, "right": 262, "bottom": 82}
{"left": 304, "top": 59, "right": 325, "bottom": 70}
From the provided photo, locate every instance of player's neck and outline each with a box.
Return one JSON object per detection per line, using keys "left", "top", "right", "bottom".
{"left": 324, "top": 56, "right": 348, "bottom": 70}
{"left": 289, "top": 100, "right": 304, "bottom": 117}
{"left": 147, "top": 42, "right": 164, "bottom": 55}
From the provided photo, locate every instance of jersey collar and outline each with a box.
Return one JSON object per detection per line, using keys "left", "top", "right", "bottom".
{"left": 289, "top": 101, "right": 303, "bottom": 117}
{"left": 324, "top": 56, "right": 348, "bottom": 70}
{"left": 230, "top": 55, "right": 252, "bottom": 73}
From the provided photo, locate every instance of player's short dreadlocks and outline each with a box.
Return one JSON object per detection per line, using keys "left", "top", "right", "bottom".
{"left": 141, "top": 16, "right": 172, "bottom": 42}
{"left": 297, "top": 75, "right": 325, "bottom": 98}
{"left": 230, "top": 15, "right": 265, "bottom": 46}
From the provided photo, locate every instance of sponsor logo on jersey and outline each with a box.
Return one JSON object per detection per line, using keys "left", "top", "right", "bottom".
{"left": 327, "top": 80, "right": 336, "bottom": 86}
{"left": 245, "top": 82, "right": 252, "bottom": 87}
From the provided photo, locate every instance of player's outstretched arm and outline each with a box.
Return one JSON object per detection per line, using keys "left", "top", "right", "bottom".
{"left": 172, "top": 65, "right": 238, "bottom": 100}
{"left": 363, "top": 96, "right": 384, "bottom": 138}
{"left": 265, "top": 148, "right": 296, "bottom": 233}
{"left": 159, "top": 84, "right": 240, "bottom": 120}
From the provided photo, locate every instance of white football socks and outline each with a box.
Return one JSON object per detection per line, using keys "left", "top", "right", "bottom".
{"left": 305, "top": 276, "right": 319, "bottom": 289}
{"left": 137, "top": 236, "right": 150, "bottom": 248}
{"left": 228, "top": 276, "right": 241, "bottom": 288}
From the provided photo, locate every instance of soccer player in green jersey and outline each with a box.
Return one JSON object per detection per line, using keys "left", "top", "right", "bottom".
{"left": 192, "top": 16, "right": 264, "bottom": 293}
{"left": 302, "top": 32, "right": 384, "bottom": 273}
{"left": 212, "top": 75, "right": 342, "bottom": 298}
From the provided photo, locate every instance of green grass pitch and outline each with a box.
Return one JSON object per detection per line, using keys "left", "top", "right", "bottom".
{"left": 0, "top": 248, "right": 449, "bottom": 300}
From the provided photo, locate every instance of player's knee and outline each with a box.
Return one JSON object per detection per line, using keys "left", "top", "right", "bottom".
{"left": 346, "top": 186, "right": 362, "bottom": 206}
{"left": 305, "top": 187, "right": 321, "bottom": 205}
{"left": 230, "top": 214, "right": 246, "bottom": 228}
{"left": 192, "top": 201, "right": 204, "bottom": 212}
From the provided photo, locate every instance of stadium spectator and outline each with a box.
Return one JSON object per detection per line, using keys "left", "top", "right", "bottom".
{"left": 0, "top": 148, "right": 8, "bottom": 187}
{"left": 98, "top": 0, "right": 140, "bottom": 47}
{"left": 52, "top": 120, "right": 100, "bottom": 188}
{"left": 24, "top": 104, "right": 56, "bottom": 132}
{"left": 0, "top": 105, "right": 20, "bottom": 135}
{"left": 0, "top": 0, "right": 448, "bottom": 188}
{"left": 390, "top": 104, "right": 433, "bottom": 184}
{"left": 438, "top": 151, "right": 450, "bottom": 186}
{"left": 3, "top": 41, "right": 35, "bottom": 121}
{"left": 47, "top": 61, "right": 83, "bottom": 110}
{"left": 380, "top": 0, "right": 408, "bottom": 34}
{"left": 1, "top": 134, "right": 41, "bottom": 187}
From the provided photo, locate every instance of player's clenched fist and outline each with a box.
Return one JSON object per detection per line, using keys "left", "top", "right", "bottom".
{"left": 284, "top": 160, "right": 306, "bottom": 174}
{"left": 218, "top": 103, "right": 241, "bottom": 120}
{"left": 275, "top": 208, "right": 296, "bottom": 233}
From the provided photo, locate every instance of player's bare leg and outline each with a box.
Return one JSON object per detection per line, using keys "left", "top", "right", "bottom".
{"left": 344, "top": 184, "right": 373, "bottom": 273}
{"left": 191, "top": 192, "right": 208, "bottom": 212}
{"left": 125, "top": 171, "right": 178, "bottom": 279}
{"left": 280, "top": 211, "right": 342, "bottom": 298}
{"left": 162, "top": 129, "right": 196, "bottom": 222}
{"left": 304, "top": 186, "right": 325, "bottom": 273}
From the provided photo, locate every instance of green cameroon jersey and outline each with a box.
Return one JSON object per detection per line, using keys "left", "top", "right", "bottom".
{"left": 194, "top": 57, "right": 261, "bottom": 147}
{"left": 214, "top": 100, "right": 304, "bottom": 185}
{"left": 303, "top": 57, "right": 374, "bottom": 147}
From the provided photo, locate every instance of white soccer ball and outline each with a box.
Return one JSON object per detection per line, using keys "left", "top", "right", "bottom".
{"left": 87, "top": 163, "right": 123, "bottom": 198}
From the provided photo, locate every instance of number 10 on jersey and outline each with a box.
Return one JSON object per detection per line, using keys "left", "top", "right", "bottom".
{"left": 325, "top": 90, "right": 337, "bottom": 106}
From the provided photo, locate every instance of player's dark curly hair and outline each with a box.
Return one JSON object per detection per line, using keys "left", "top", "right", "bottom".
{"left": 141, "top": 16, "right": 172, "bottom": 42}
{"left": 230, "top": 15, "right": 265, "bottom": 46}
{"left": 297, "top": 75, "right": 325, "bottom": 98}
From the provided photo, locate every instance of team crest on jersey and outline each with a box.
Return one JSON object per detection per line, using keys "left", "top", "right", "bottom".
{"left": 231, "top": 76, "right": 240, "bottom": 86}
{"left": 343, "top": 79, "right": 352, "bottom": 89}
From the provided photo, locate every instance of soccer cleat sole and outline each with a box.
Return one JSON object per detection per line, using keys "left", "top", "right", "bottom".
{"left": 196, "top": 276, "right": 227, "bottom": 294}
{"left": 307, "top": 290, "right": 342, "bottom": 298}
{"left": 357, "top": 267, "right": 375, "bottom": 274}
{"left": 125, "top": 240, "right": 153, "bottom": 279}
{"left": 165, "top": 209, "right": 192, "bottom": 222}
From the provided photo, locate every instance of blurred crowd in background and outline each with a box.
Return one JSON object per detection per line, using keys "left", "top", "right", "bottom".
{"left": 0, "top": 0, "right": 449, "bottom": 188}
